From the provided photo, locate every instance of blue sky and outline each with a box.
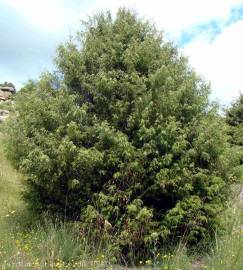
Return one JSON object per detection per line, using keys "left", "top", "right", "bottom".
{"left": 0, "top": 0, "right": 243, "bottom": 105}
{"left": 178, "top": 4, "right": 243, "bottom": 45}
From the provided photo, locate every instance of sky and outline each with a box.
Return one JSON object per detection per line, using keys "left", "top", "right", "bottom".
{"left": 0, "top": 0, "right": 243, "bottom": 105}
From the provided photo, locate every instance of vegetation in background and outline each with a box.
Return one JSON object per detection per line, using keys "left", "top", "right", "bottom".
{"left": 3, "top": 9, "right": 242, "bottom": 263}
{"left": 225, "top": 93, "right": 243, "bottom": 161}
{"left": 0, "top": 81, "right": 15, "bottom": 89}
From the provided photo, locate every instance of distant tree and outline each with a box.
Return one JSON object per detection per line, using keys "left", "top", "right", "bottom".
{"left": 5, "top": 9, "right": 239, "bottom": 262}
{"left": 226, "top": 93, "right": 243, "bottom": 146}
{"left": 0, "top": 81, "right": 16, "bottom": 90}
{"left": 226, "top": 93, "right": 243, "bottom": 125}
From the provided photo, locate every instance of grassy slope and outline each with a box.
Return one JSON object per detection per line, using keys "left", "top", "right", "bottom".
{"left": 0, "top": 133, "right": 23, "bottom": 215}
{"left": 0, "top": 131, "right": 243, "bottom": 269}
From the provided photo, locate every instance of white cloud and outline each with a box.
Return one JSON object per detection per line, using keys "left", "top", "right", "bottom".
{"left": 90, "top": 0, "right": 243, "bottom": 37}
{"left": 3, "top": 0, "right": 243, "bottom": 36}
{"left": 0, "top": 0, "right": 80, "bottom": 33}
{"left": 184, "top": 21, "right": 243, "bottom": 104}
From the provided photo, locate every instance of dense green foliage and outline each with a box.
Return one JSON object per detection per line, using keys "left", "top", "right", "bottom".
{"left": 226, "top": 94, "right": 243, "bottom": 147}
{"left": 225, "top": 94, "right": 243, "bottom": 182}
{"left": 1, "top": 133, "right": 243, "bottom": 269}
{"left": 5, "top": 9, "right": 239, "bottom": 261}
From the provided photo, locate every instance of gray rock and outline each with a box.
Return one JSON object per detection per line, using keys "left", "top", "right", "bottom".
{"left": 0, "top": 86, "right": 15, "bottom": 101}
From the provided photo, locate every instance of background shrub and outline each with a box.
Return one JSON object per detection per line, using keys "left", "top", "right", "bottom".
{"left": 224, "top": 94, "right": 243, "bottom": 183}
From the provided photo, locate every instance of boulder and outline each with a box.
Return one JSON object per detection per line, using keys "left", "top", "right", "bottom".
{"left": 0, "top": 86, "right": 15, "bottom": 101}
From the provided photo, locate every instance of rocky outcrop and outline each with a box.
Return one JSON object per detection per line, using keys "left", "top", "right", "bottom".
{"left": 0, "top": 86, "right": 15, "bottom": 122}
{"left": 0, "top": 86, "right": 16, "bottom": 101}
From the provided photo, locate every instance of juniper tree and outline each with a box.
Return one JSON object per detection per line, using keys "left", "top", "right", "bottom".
{"left": 5, "top": 9, "right": 238, "bottom": 261}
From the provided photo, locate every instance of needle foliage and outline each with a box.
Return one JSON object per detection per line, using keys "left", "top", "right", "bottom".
{"left": 4, "top": 9, "right": 239, "bottom": 261}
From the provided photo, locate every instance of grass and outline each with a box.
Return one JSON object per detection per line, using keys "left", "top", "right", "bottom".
{"left": 201, "top": 194, "right": 243, "bottom": 270}
{"left": 0, "top": 131, "right": 243, "bottom": 269}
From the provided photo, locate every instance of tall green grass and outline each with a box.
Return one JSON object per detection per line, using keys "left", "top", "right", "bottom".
{"left": 202, "top": 197, "right": 243, "bottom": 270}
{"left": 0, "top": 131, "right": 243, "bottom": 269}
